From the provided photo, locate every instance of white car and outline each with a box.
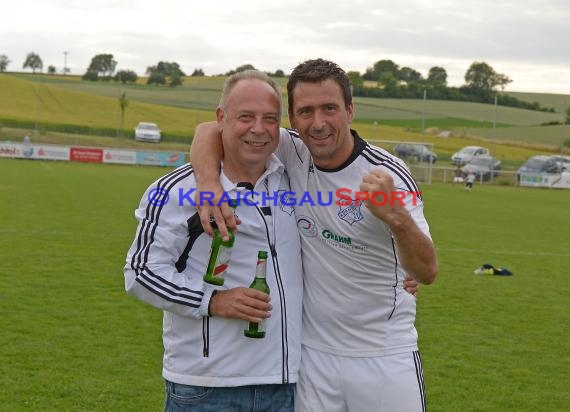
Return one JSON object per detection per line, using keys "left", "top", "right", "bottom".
{"left": 451, "top": 146, "right": 490, "bottom": 165}
{"left": 134, "top": 122, "right": 161, "bottom": 143}
{"left": 550, "top": 155, "right": 570, "bottom": 172}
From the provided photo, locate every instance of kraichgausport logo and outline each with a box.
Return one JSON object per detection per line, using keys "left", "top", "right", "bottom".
{"left": 147, "top": 188, "right": 170, "bottom": 206}
{"left": 146, "top": 187, "right": 422, "bottom": 208}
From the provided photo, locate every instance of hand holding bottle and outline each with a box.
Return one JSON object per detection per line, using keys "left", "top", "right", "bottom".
{"left": 208, "top": 287, "right": 271, "bottom": 323}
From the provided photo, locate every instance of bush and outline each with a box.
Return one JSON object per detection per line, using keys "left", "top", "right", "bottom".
{"left": 82, "top": 71, "right": 99, "bottom": 81}
{"left": 114, "top": 69, "right": 138, "bottom": 84}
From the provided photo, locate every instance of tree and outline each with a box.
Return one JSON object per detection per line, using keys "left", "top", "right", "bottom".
{"left": 191, "top": 68, "right": 205, "bottom": 76}
{"left": 363, "top": 59, "right": 399, "bottom": 81}
{"left": 146, "top": 61, "right": 185, "bottom": 87}
{"left": 347, "top": 71, "right": 364, "bottom": 92}
{"left": 378, "top": 71, "right": 398, "bottom": 94}
{"left": 146, "top": 71, "right": 166, "bottom": 86}
{"left": 169, "top": 72, "right": 183, "bottom": 87}
{"left": 23, "top": 52, "right": 43, "bottom": 73}
{"left": 226, "top": 64, "right": 257, "bottom": 76}
{"left": 47, "top": 65, "right": 56, "bottom": 74}
{"left": 426, "top": 66, "right": 448, "bottom": 87}
{"left": 118, "top": 92, "right": 129, "bottom": 138}
{"left": 464, "top": 61, "right": 512, "bottom": 93}
{"left": 85, "top": 54, "right": 117, "bottom": 80}
{"left": 0, "top": 54, "right": 10, "bottom": 72}
{"left": 114, "top": 69, "right": 138, "bottom": 84}
{"left": 273, "top": 69, "right": 285, "bottom": 77}
{"left": 398, "top": 67, "right": 423, "bottom": 85}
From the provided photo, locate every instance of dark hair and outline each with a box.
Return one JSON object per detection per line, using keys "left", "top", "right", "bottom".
{"left": 287, "top": 58, "right": 352, "bottom": 114}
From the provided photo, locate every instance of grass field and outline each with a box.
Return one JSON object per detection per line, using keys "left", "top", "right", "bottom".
{"left": 1, "top": 158, "right": 568, "bottom": 411}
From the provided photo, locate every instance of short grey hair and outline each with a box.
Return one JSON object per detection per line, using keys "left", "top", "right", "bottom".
{"left": 219, "top": 70, "right": 282, "bottom": 117}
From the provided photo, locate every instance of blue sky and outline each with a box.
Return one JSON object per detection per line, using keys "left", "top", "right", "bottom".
{"left": 2, "top": 0, "right": 569, "bottom": 94}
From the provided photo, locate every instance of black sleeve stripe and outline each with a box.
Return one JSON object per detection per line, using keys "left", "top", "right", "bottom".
{"left": 129, "top": 164, "right": 205, "bottom": 304}
{"left": 142, "top": 267, "right": 204, "bottom": 298}
{"left": 132, "top": 164, "right": 194, "bottom": 270}
{"left": 137, "top": 270, "right": 202, "bottom": 304}
{"left": 135, "top": 277, "right": 201, "bottom": 308}
{"left": 361, "top": 146, "right": 422, "bottom": 200}
{"left": 131, "top": 164, "right": 193, "bottom": 270}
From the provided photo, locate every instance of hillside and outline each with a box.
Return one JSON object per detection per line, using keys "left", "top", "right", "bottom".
{"left": 1, "top": 73, "right": 568, "bottom": 157}
{"left": 0, "top": 74, "right": 215, "bottom": 139}
{"left": 506, "top": 91, "right": 570, "bottom": 113}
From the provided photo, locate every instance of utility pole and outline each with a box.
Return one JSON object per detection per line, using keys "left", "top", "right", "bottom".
{"left": 63, "top": 51, "right": 69, "bottom": 75}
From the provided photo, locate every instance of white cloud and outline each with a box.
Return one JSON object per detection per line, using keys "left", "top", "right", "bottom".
{"left": 1, "top": 0, "right": 568, "bottom": 93}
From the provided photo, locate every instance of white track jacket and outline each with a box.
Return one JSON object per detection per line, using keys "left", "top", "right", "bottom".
{"left": 124, "top": 156, "right": 303, "bottom": 386}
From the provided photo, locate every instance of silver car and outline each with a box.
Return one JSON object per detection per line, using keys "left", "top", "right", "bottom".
{"left": 461, "top": 155, "right": 501, "bottom": 181}
{"left": 451, "top": 146, "right": 490, "bottom": 165}
{"left": 134, "top": 122, "right": 161, "bottom": 143}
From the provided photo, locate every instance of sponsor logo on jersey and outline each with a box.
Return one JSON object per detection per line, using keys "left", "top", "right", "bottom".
{"left": 277, "top": 189, "right": 294, "bottom": 216}
{"left": 297, "top": 216, "right": 317, "bottom": 237}
{"left": 337, "top": 198, "right": 364, "bottom": 225}
{"left": 322, "top": 229, "right": 352, "bottom": 245}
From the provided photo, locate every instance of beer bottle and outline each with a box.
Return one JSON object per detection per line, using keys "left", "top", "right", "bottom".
{"left": 203, "top": 199, "right": 237, "bottom": 286}
{"left": 244, "top": 250, "right": 270, "bottom": 338}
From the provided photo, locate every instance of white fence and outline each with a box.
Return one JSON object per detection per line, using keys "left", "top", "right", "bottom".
{"left": 408, "top": 165, "right": 570, "bottom": 189}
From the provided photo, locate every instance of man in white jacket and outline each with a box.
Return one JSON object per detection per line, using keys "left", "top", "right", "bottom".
{"left": 124, "top": 70, "right": 303, "bottom": 411}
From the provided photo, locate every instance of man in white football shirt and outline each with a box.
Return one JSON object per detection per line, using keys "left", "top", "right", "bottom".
{"left": 191, "top": 59, "right": 438, "bottom": 412}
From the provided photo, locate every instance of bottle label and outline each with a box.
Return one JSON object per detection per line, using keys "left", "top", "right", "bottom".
{"left": 212, "top": 246, "right": 231, "bottom": 277}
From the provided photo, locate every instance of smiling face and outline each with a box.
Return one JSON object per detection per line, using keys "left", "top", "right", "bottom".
{"left": 289, "top": 79, "right": 354, "bottom": 169}
{"left": 217, "top": 78, "right": 281, "bottom": 181}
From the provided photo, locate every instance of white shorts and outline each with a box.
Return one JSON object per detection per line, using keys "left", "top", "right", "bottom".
{"left": 295, "top": 346, "right": 426, "bottom": 412}
{"left": 453, "top": 176, "right": 464, "bottom": 183}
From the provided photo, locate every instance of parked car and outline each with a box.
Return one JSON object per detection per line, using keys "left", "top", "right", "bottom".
{"left": 394, "top": 143, "right": 437, "bottom": 163}
{"left": 134, "top": 122, "right": 161, "bottom": 143}
{"left": 461, "top": 155, "right": 501, "bottom": 181}
{"left": 549, "top": 155, "right": 570, "bottom": 172}
{"left": 451, "top": 146, "right": 490, "bottom": 165}
{"left": 517, "top": 155, "right": 560, "bottom": 181}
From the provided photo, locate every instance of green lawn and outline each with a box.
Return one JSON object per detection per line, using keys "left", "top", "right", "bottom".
{"left": 0, "top": 159, "right": 569, "bottom": 411}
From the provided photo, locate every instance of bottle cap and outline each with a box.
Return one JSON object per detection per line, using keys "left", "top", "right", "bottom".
{"left": 258, "top": 250, "right": 268, "bottom": 259}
